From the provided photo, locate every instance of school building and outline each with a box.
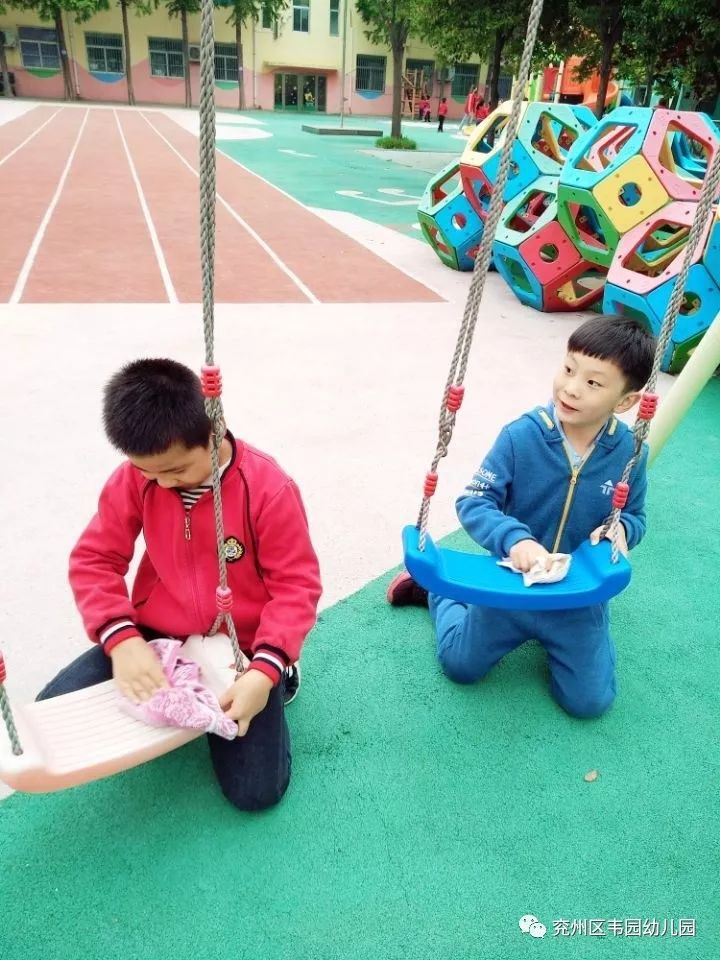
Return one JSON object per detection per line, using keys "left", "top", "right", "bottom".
{"left": 0, "top": 3, "right": 488, "bottom": 118}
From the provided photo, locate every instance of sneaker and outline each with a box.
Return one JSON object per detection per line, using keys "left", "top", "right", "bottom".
{"left": 283, "top": 662, "right": 301, "bottom": 705}
{"left": 386, "top": 571, "right": 429, "bottom": 607}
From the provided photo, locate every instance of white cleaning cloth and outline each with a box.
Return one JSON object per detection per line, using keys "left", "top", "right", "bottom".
{"left": 497, "top": 553, "right": 572, "bottom": 587}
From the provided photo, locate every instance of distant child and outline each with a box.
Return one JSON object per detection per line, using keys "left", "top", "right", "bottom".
{"left": 460, "top": 85, "right": 478, "bottom": 129}
{"left": 419, "top": 96, "right": 431, "bottom": 121}
{"left": 37, "top": 359, "right": 322, "bottom": 810}
{"left": 437, "top": 97, "right": 448, "bottom": 132}
{"left": 388, "top": 315, "right": 656, "bottom": 719}
{"left": 475, "top": 96, "right": 489, "bottom": 123}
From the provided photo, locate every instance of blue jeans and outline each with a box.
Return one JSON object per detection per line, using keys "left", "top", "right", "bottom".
{"left": 37, "top": 638, "right": 291, "bottom": 810}
{"left": 430, "top": 594, "right": 616, "bottom": 718}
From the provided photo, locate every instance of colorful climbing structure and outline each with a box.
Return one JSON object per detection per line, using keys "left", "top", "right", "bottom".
{"left": 418, "top": 102, "right": 720, "bottom": 371}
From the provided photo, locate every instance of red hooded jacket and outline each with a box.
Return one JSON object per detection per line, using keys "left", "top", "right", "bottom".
{"left": 68, "top": 435, "right": 322, "bottom": 686}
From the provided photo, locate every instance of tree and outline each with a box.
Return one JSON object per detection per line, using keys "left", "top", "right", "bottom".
{"left": 119, "top": 0, "right": 156, "bottom": 105}
{"left": 414, "top": 0, "right": 568, "bottom": 109}
{"left": 356, "top": 0, "right": 413, "bottom": 138}
{"left": 223, "top": 0, "right": 286, "bottom": 110}
{"left": 552, "top": 0, "right": 633, "bottom": 118}
{"left": 0, "top": 28, "right": 13, "bottom": 98}
{"left": 5, "top": 0, "right": 109, "bottom": 100}
{"left": 561, "top": 0, "right": 720, "bottom": 116}
{"left": 618, "top": 0, "right": 720, "bottom": 108}
{"left": 166, "top": 0, "right": 200, "bottom": 107}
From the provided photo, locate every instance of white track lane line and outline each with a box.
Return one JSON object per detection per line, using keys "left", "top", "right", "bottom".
{"left": 167, "top": 114, "right": 445, "bottom": 301}
{"left": 9, "top": 108, "right": 90, "bottom": 305}
{"left": 114, "top": 110, "right": 178, "bottom": 304}
{"left": 0, "top": 107, "right": 63, "bottom": 168}
{"left": 139, "top": 111, "right": 319, "bottom": 305}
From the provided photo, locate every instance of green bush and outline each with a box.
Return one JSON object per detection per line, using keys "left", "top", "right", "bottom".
{"left": 375, "top": 135, "right": 417, "bottom": 150}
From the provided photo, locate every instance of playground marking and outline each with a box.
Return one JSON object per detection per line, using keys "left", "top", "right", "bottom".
{"left": 336, "top": 188, "right": 422, "bottom": 206}
{"left": 10, "top": 109, "right": 90, "bottom": 305}
{"left": 278, "top": 148, "right": 316, "bottom": 158}
{"left": 378, "top": 188, "right": 423, "bottom": 198}
{"left": 114, "top": 110, "right": 177, "bottom": 304}
{"left": 164, "top": 109, "right": 272, "bottom": 141}
{"left": 0, "top": 107, "right": 63, "bottom": 168}
{"left": 140, "top": 111, "right": 319, "bottom": 304}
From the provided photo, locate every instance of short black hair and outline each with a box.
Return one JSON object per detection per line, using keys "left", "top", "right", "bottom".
{"left": 567, "top": 314, "right": 656, "bottom": 391}
{"left": 103, "top": 358, "right": 212, "bottom": 456}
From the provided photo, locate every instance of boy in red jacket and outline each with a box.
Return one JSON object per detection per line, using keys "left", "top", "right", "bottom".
{"left": 37, "top": 358, "right": 322, "bottom": 810}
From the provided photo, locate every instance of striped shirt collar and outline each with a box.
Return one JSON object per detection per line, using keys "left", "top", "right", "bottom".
{"left": 178, "top": 459, "right": 231, "bottom": 511}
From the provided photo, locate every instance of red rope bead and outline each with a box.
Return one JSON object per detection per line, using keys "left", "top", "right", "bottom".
{"left": 216, "top": 586, "right": 233, "bottom": 611}
{"left": 201, "top": 365, "right": 222, "bottom": 398}
{"left": 638, "top": 392, "right": 659, "bottom": 420}
{"left": 423, "top": 472, "right": 439, "bottom": 498}
{"left": 446, "top": 385, "right": 465, "bottom": 413}
{"left": 0, "top": 653, "right": 5, "bottom": 684}
{"left": 612, "top": 482, "right": 630, "bottom": 509}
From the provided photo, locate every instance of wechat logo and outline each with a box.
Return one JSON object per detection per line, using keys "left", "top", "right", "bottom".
{"left": 519, "top": 914, "right": 547, "bottom": 939}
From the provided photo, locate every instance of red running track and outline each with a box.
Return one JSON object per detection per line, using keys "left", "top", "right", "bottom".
{"left": 0, "top": 105, "right": 442, "bottom": 305}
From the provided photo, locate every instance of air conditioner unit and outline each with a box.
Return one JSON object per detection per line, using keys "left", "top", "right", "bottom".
{"left": 188, "top": 43, "right": 201, "bottom": 62}
{"left": 1, "top": 28, "right": 19, "bottom": 48}
{"left": 436, "top": 67, "right": 455, "bottom": 83}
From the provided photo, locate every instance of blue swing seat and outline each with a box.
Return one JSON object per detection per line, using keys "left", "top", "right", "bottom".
{"left": 402, "top": 525, "right": 631, "bottom": 611}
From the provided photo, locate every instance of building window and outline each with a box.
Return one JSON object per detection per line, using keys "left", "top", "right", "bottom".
{"left": 19, "top": 27, "right": 60, "bottom": 70}
{"left": 261, "top": 4, "right": 274, "bottom": 29}
{"left": 215, "top": 42, "right": 238, "bottom": 82}
{"left": 406, "top": 58, "right": 433, "bottom": 88}
{"left": 356, "top": 54, "right": 385, "bottom": 93}
{"left": 85, "top": 32, "right": 124, "bottom": 74}
{"left": 293, "top": 0, "right": 310, "bottom": 32}
{"left": 452, "top": 63, "right": 479, "bottom": 98}
{"left": 329, "top": 0, "right": 340, "bottom": 36}
{"left": 148, "top": 37, "right": 184, "bottom": 78}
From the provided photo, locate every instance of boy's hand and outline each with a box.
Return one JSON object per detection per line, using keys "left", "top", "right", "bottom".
{"left": 590, "top": 523, "right": 629, "bottom": 556}
{"left": 508, "top": 539, "right": 552, "bottom": 573}
{"left": 110, "top": 636, "right": 168, "bottom": 703}
{"left": 219, "top": 670, "right": 274, "bottom": 737}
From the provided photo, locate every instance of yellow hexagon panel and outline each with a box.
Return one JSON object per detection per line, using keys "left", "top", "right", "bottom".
{"left": 591, "top": 155, "right": 670, "bottom": 234}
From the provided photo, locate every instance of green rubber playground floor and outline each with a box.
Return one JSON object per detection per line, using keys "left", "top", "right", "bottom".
{"left": 1, "top": 379, "right": 718, "bottom": 959}
{"left": 216, "top": 109, "right": 459, "bottom": 236}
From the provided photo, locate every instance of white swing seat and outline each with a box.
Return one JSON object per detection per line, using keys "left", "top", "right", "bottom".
{"left": 0, "top": 634, "right": 246, "bottom": 795}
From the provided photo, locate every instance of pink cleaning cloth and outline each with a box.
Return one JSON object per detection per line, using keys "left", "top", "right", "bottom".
{"left": 120, "top": 638, "right": 238, "bottom": 740}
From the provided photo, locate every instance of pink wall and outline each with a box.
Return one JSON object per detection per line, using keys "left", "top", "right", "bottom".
{"left": 252, "top": 71, "right": 465, "bottom": 118}
{"left": 8, "top": 67, "right": 65, "bottom": 99}
{"left": 342, "top": 85, "right": 466, "bottom": 120}
{"left": 10, "top": 60, "right": 253, "bottom": 108}
{"left": 9, "top": 61, "right": 466, "bottom": 118}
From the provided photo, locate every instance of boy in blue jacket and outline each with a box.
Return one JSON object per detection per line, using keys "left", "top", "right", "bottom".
{"left": 388, "top": 314, "right": 656, "bottom": 718}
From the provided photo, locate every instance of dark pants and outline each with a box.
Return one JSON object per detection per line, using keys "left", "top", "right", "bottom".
{"left": 37, "top": 638, "right": 291, "bottom": 811}
{"left": 438, "top": 116, "right": 445, "bottom": 132}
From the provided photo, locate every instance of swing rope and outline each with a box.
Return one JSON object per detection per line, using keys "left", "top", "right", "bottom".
{"left": 599, "top": 143, "right": 720, "bottom": 562}
{"left": 0, "top": 0, "right": 243, "bottom": 763}
{"left": 0, "top": 655, "right": 22, "bottom": 756}
{"left": 415, "top": 0, "right": 720, "bottom": 569}
{"left": 198, "top": 0, "right": 245, "bottom": 673}
{"left": 416, "top": 0, "right": 546, "bottom": 550}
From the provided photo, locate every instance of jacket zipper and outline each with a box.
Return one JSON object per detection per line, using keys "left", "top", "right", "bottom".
{"left": 180, "top": 505, "right": 204, "bottom": 628}
{"left": 551, "top": 445, "right": 593, "bottom": 553}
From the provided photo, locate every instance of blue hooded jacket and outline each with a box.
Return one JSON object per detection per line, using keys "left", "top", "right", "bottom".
{"left": 456, "top": 405, "right": 648, "bottom": 558}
